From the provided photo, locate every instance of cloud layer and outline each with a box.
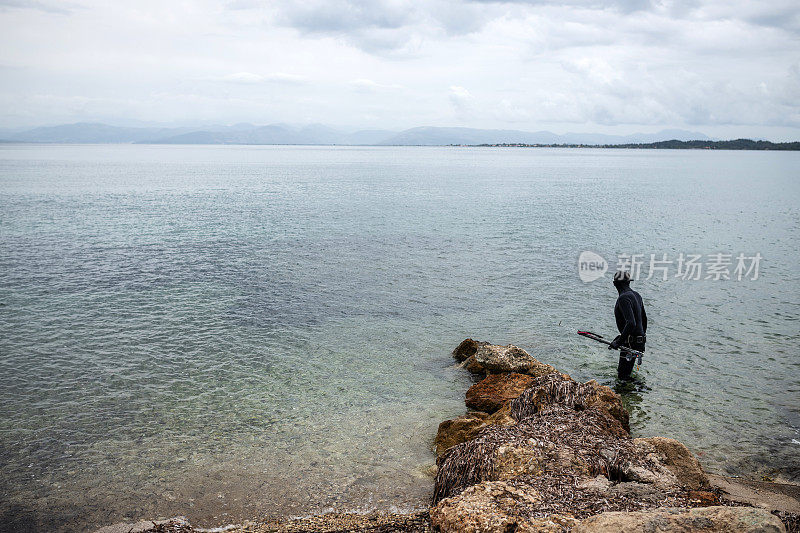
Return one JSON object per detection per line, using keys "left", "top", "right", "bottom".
{"left": 0, "top": 0, "right": 798, "bottom": 138}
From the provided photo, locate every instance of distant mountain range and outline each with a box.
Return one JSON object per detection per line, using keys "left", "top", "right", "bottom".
{"left": 0, "top": 122, "right": 716, "bottom": 146}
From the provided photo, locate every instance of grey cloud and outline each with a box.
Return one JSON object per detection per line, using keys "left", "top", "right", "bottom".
{"left": 269, "top": 0, "right": 495, "bottom": 54}
{"left": 0, "top": 0, "right": 74, "bottom": 14}
{"left": 276, "top": 1, "right": 414, "bottom": 33}
{"left": 468, "top": 0, "right": 655, "bottom": 14}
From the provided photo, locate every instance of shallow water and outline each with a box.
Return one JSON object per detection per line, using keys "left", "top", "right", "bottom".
{"left": 0, "top": 144, "right": 798, "bottom": 532}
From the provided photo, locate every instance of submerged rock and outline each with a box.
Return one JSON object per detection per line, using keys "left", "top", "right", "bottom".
{"left": 452, "top": 338, "right": 558, "bottom": 376}
{"left": 573, "top": 505, "right": 786, "bottom": 532}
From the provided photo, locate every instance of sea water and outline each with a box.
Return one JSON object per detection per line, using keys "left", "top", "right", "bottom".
{"left": 0, "top": 144, "right": 798, "bottom": 532}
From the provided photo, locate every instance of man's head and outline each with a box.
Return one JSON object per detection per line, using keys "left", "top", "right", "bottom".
{"left": 613, "top": 270, "right": 632, "bottom": 289}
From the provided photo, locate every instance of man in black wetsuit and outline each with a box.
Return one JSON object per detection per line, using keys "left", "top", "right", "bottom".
{"left": 609, "top": 271, "right": 647, "bottom": 379}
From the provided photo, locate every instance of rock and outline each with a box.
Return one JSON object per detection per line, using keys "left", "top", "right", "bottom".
{"left": 625, "top": 437, "right": 709, "bottom": 491}
{"left": 465, "top": 373, "right": 538, "bottom": 413}
{"left": 509, "top": 373, "right": 629, "bottom": 434}
{"left": 582, "top": 379, "right": 630, "bottom": 433}
{"left": 573, "top": 505, "right": 786, "bottom": 533}
{"left": 608, "top": 481, "right": 667, "bottom": 503}
{"left": 435, "top": 407, "right": 517, "bottom": 457}
{"left": 452, "top": 338, "right": 482, "bottom": 362}
{"left": 622, "top": 458, "right": 681, "bottom": 492}
{"left": 93, "top": 517, "right": 192, "bottom": 533}
{"left": 486, "top": 403, "right": 516, "bottom": 427}
{"left": 688, "top": 490, "right": 721, "bottom": 506}
{"left": 453, "top": 338, "right": 558, "bottom": 376}
{"left": 435, "top": 412, "right": 491, "bottom": 457}
{"left": 434, "top": 406, "right": 633, "bottom": 503}
{"left": 524, "top": 514, "right": 582, "bottom": 532}
{"left": 578, "top": 475, "right": 612, "bottom": 493}
{"left": 493, "top": 444, "right": 547, "bottom": 479}
{"left": 429, "top": 481, "right": 542, "bottom": 533}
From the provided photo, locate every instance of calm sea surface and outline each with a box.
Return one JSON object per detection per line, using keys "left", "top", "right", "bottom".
{"left": 1, "top": 144, "right": 798, "bottom": 532}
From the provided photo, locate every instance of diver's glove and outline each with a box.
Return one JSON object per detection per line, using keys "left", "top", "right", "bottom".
{"left": 608, "top": 335, "right": 622, "bottom": 350}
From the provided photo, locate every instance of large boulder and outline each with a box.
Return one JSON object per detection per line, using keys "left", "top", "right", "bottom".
{"left": 434, "top": 406, "right": 632, "bottom": 503}
{"left": 623, "top": 437, "right": 709, "bottom": 491}
{"left": 510, "top": 373, "right": 630, "bottom": 433}
{"left": 573, "top": 506, "right": 786, "bottom": 533}
{"left": 465, "top": 373, "right": 538, "bottom": 413}
{"left": 429, "top": 481, "right": 545, "bottom": 533}
{"left": 453, "top": 339, "right": 558, "bottom": 376}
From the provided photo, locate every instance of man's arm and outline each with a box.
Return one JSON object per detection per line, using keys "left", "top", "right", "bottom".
{"left": 610, "top": 296, "right": 637, "bottom": 348}
{"left": 642, "top": 299, "right": 647, "bottom": 333}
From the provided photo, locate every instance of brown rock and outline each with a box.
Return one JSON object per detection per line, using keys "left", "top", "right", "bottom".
{"left": 688, "top": 490, "right": 720, "bottom": 506}
{"left": 486, "top": 403, "right": 516, "bottom": 426}
{"left": 509, "top": 373, "right": 629, "bottom": 435}
{"left": 466, "top": 373, "right": 538, "bottom": 413}
{"left": 582, "top": 379, "right": 630, "bottom": 433}
{"left": 434, "top": 406, "right": 632, "bottom": 503}
{"left": 452, "top": 338, "right": 482, "bottom": 361}
{"left": 435, "top": 412, "right": 491, "bottom": 457}
{"left": 629, "top": 437, "right": 709, "bottom": 490}
{"left": 573, "top": 505, "right": 786, "bottom": 533}
{"left": 493, "top": 445, "right": 547, "bottom": 479}
{"left": 435, "top": 407, "right": 517, "bottom": 457}
{"left": 524, "top": 514, "right": 581, "bottom": 532}
{"left": 429, "top": 481, "right": 541, "bottom": 533}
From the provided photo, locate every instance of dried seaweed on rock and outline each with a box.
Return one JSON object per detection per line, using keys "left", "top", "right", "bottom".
{"left": 509, "top": 373, "right": 593, "bottom": 421}
{"left": 433, "top": 406, "right": 635, "bottom": 503}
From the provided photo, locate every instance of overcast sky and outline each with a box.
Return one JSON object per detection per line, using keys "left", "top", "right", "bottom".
{"left": 1, "top": 0, "right": 799, "bottom": 139}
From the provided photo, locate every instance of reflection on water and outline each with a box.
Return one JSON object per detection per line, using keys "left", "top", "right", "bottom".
{"left": 613, "top": 376, "right": 650, "bottom": 423}
{"left": 1, "top": 145, "right": 799, "bottom": 532}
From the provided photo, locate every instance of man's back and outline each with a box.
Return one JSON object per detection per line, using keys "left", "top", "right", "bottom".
{"left": 614, "top": 288, "right": 647, "bottom": 338}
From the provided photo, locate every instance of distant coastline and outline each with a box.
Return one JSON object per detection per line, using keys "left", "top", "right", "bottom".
{"left": 469, "top": 139, "right": 800, "bottom": 150}
{"left": 2, "top": 122, "right": 798, "bottom": 148}
{"left": 3, "top": 139, "right": 800, "bottom": 150}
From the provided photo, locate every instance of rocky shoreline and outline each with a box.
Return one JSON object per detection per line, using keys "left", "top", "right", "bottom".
{"left": 96, "top": 339, "right": 798, "bottom": 533}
